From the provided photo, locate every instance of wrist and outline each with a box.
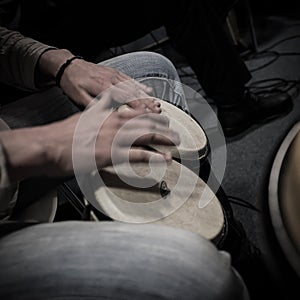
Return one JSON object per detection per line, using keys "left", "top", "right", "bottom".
{"left": 55, "top": 55, "right": 84, "bottom": 87}
{"left": 38, "top": 48, "right": 74, "bottom": 80}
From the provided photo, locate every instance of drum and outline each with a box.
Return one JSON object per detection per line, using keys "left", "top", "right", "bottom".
{"left": 61, "top": 100, "right": 246, "bottom": 261}
{"left": 80, "top": 157, "right": 247, "bottom": 263}
{"left": 147, "top": 100, "right": 208, "bottom": 161}
{"left": 263, "top": 121, "right": 300, "bottom": 297}
{"left": 118, "top": 100, "right": 208, "bottom": 159}
{"left": 84, "top": 159, "right": 225, "bottom": 242}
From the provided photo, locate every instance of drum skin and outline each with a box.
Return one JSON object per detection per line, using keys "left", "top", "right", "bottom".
{"left": 83, "top": 159, "right": 225, "bottom": 241}
{"left": 118, "top": 100, "right": 209, "bottom": 161}
{"left": 261, "top": 122, "right": 300, "bottom": 298}
{"left": 80, "top": 100, "right": 245, "bottom": 262}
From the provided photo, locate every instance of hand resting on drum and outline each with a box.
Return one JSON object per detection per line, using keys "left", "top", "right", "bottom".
{"left": 38, "top": 49, "right": 160, "bottom": 112}
{"left": 0, "top": 97, "right": 180, "bottom": 183}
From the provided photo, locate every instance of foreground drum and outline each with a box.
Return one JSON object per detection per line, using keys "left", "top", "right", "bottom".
{"left": 83, "top": 159, "right": 225, "bottom": 242}
{"left": 118, "top": 100, "right": 209, "bottom": 161}
{"left": 148, "top": 100, "right": 208, "bottom": 161}
{"left": 262, "top": 121, "right": 300, "bottom": 297}
{"left": 84, "top": 100, "right": 226, "bottom": 242}
{"left": 60, "top": 100, "right": 245, "bottom": 260}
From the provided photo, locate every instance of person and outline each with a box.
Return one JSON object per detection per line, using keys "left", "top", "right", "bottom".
{"left": 0, "top": 19, "right": 251, "bottom": 300}
{"left": 0, "top": 0, "right": 292, "bottom": 138}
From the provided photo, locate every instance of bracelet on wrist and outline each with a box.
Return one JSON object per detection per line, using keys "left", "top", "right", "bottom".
{"left": 55, "top": 55, "right": 83, "bottom": 87}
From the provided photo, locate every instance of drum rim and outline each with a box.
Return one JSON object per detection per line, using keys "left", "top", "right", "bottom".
{"left": 268, "top": 121, "right": 300, "bottom": 278}
{"left": 150, "top": 100, "right": 209, "bottom": 160}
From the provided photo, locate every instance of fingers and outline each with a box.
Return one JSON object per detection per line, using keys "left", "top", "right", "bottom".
{"left": 95, "top": 77, "right": 156, "bottom": 111}
{"left": 115, "top": 71, "right": 153, "bottom": 95}
{"left": 138, "top": 83, "right": 153, "bottom": 95}
{"left": 114, "top": 120, "right": 180, "bottom": 147}
{"left": 127, "top": 148, "right": 172, "bottom": 164}
{"left": 133, "top": 130, "right": 180, "bottom": 146}
{"left": 128, "top": 98, "right": 161, "bottom": 113}
{"left": 118, "top": 110, "right": 170, "bottom": 127}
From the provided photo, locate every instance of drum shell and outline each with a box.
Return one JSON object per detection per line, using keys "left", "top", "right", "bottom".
{"left": 260, "top": 123, "right": 300, "bottom": 298}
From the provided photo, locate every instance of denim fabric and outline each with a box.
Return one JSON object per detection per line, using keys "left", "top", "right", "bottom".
{"left": 100, "top": 51, "right": 189, "bottom": 112}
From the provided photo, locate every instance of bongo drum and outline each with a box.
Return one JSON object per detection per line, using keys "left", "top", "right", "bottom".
{"left": 62, "top": 99, "right": 244, "bottom": 260}
{"left": 149, "top": 100, "right": 208, "bottom": 161}
{"left": 262, "top": 121, "right": 300, "bottom": 297}
{"left": 118, "top": 100, "right": 209, "bottom": 162}
{"left": 83, "top": 159, "right": 226, "bottom": 243}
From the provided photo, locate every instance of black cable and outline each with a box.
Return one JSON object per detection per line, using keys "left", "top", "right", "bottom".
{"left": 227, "top": 195, "right": 261, "bottom": 212}
{"left": 264, "top": 34, "right": 300, "bottom": 51}
{"left": 244, "top": 35, "right": 300, "bottom": 72}
{"left": 279, "top": 52, "right": 300, "bottom": 55}
{"left": 246, "top": 50, "right": 280, "bottom": 72}
{"left": 248, "top": 77, "right": 300, "bottom": 97}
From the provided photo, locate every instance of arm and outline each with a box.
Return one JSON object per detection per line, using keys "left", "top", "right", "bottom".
{"left": 38, "top": 49, "right": 158, "bottom": 109}
{"left": 0, "top": 105, "right": 179, "bottom": 183}
{"left": 0, "top": 26, "right": 159, "bottom": 111}
{"left": 0, "top": 26, "right": 55, "bottom": 91}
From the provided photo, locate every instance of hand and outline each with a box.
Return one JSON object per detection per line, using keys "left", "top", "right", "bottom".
{"left": 38, "top": 49, "right": 161, "bottom": 112}
{"left": 0, "top": 100, "right": 179, "bottom": 181}
{"left": 45, "top": 100, "right": 179, "bottom": 177}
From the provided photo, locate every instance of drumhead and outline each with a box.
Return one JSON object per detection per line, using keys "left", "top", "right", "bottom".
{"left": 268, "top": 122, "right": 300, "bottom": 278}
{"left": 118, "top": 100, "right": 208, "bottom": 160}
{"left": 150, "top": 100, "right": 208, "bottom": 160}
{"left": 83, "top": 159, "right": 224, "bottom": 241}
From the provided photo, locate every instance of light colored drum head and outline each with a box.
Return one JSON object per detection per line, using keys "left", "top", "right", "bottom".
{"left": 118, "top": 101, "right": 208, "bottom": 160}
{"left": 84, "top": 159, "right": 224, "bottom": 241}
{"left": 269, "top": 122, "right": 300, "bottom": 278}
{"left": 150, "top": 100, "right": 207, "bottom": 160}
{"left": 280, "top": 132, "right": 300, "bottom": 255}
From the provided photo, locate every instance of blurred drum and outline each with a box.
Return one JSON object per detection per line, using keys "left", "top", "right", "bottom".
{"left": 263, "top": 121, "right": 300, "bottom": 297}
{"left": 118, "top": 100, "right": 209, "bottom": 162}
{"left": 64, "top": 100, "right": 245, "bottom": 261}
{"left": 148, "top": 100, "right": 208, "bottom": 161}
{"left": 76, "top": 100, "right": 247, "bottom": 258}
{"left": 84, "top": 159, "right": 226, "bottom": 243}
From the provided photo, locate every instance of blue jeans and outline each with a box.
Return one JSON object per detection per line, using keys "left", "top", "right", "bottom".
{"left": 0, "top": 52, "right": 249, "bottom": 299}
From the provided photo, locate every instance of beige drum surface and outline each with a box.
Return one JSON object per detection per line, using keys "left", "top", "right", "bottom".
{"left": 84, "top": 159, "right": 224, "bottom": 241}
{"left": 269, "top": 122, "right": 300, "bottom": 278}
{"left": 150, "top": 100, "right": 207, "bottom": 160}
{"left": 279, "top": 132, "right": 300, "bottom": 254}
{"left": 118, "top": 100, "right": 208, "bottom": 160}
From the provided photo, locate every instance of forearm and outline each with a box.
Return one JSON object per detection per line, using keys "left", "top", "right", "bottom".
{"left": 0, "top": 26, "right": 55, "bottom": 91}
{"left": 0, "top": 112, "right": 81, "bottom": 182}
{"left": 0, "top": 127, "right": 49, "bottom": 182}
